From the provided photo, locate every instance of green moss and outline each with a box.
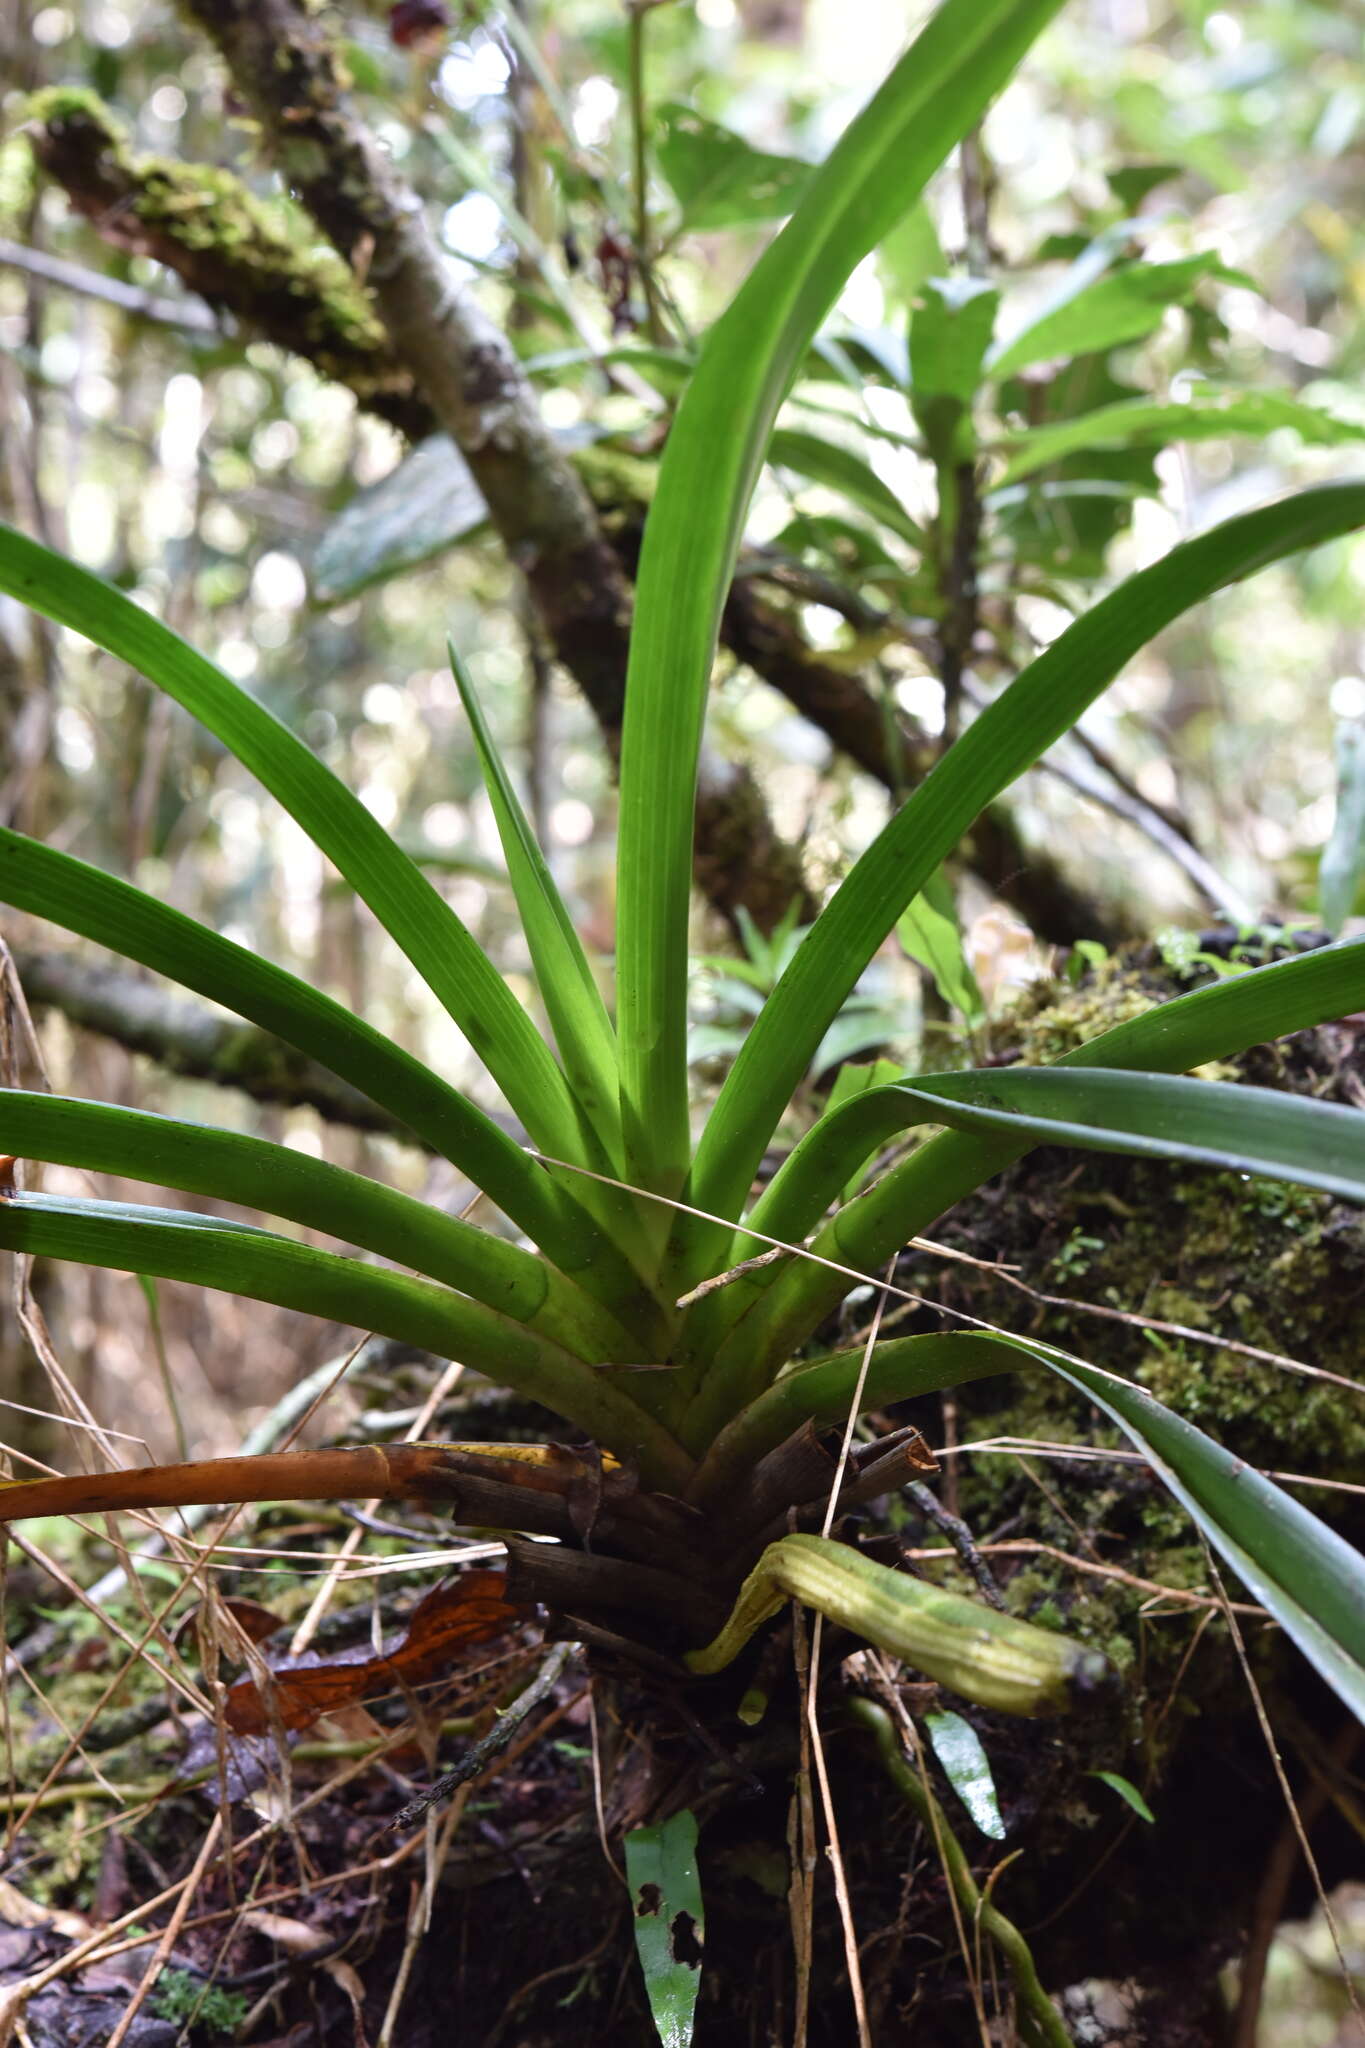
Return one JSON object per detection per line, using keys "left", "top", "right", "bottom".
{"left": 25, "top": 88, "right": 396, "bottom": 391}
{"left": 0, "top": 132, "right": 36, "bottom": 229}
{"left": 993, "top": 955, "right": 1159, "bottom": 1065}
{"left": 25, "top": 84, "right": 113, "bottom": 129}
{"left": 1062, "top": 1163, "right": 1365, "bottom": 1471}
{"left": 150, "top": 1969, "right": 250, "bottom": 2037}
{"left": 907, "top": 946, "right": 1365, "bottom": 1768}
{"left": 577, "top": 443, "right": 660, "bottom": 513}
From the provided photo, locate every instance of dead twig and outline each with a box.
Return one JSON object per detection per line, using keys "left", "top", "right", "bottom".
{"left": 904, "top": 1482, "right": 1006, "bottom": 1610}
{"left": 676, "top": 1244, "right": 789, "bottom": 1307}
{"left": 389, "top": 1642, "right": 577, "bottom": 1829}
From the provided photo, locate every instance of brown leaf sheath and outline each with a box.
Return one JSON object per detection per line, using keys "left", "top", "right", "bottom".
{"left": 0, "top": 1442, "right": 600, "bottom": 1524}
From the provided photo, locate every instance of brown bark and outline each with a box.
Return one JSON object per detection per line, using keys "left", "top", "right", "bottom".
{"left": 27, "top": 93, "right": 429, "bottom": 438}
{"left": 723, "top": 578, "right": 1129, "bottom": 942}
{"left": 188, "top": 0, "right": 820, "bottom": 927}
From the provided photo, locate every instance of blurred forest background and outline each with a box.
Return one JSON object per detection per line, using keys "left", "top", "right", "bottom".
{"left": 1, "top": 0, "right": 1363, "bottom": 1472}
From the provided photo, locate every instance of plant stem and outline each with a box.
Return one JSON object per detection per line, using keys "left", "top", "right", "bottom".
{"left": 627, "top": 3, "right": 664, "bottom": 345}
{"left": 850, "top": 1698, "right": 1073, "bottom": 2048}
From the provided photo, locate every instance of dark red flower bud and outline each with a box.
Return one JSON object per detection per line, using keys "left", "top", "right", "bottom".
{"left": 389, "top": 0, "right": 453, "bottom": 52}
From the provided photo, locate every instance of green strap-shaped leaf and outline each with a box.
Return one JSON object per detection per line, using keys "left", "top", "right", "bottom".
{"left": 1045, "top": 1346, "right": 1365, "bottom": 1724}
{"left": 624, "top": 1810, "right": 705, "bottom": 2048}
{"left": 447, "top": 641, "right": 623, "bottom": 1165}
{"left": 686, "top": 486, "right": 1365, "bottom": 1266}
{"left": 0, "top": 1093, "right": 635, "bottom": 1362}
{"left": 767, "top": 427, "right": 924, "bottom": 549}
{"left": 615, "top": 0, "right": 1068, "bottom": 1198}
{"left": 987, "top": 255, "right": 1245, "bottom": 381}
{"left": 684, "top": 937, "right": 1365, "bottom": 1427}
{"left": 0, "top": 1194, "right": 691, "bottom": 1492}
{"left": 0, "top": 524, "right": 586, "bottom": 1166}
{"left": 745, "top": 1065, "right": 1365, "bottom": 1256}
{"left": 0, "top": 828, "right": 639, "bottom": 1303}
{"left": 695, "top": 1330, "right": 1365, "bottom": 1722}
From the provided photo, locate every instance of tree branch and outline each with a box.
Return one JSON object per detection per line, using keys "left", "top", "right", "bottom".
{"left": 26, "top": 47, "right": 1167, "bottom": 948}
{"left": 12, "top": 947, "right": 427, "bottom": 1145}
{"left": 29, "top": 64, "right": 810, "bottom": 929}
{"left": 175, "top": 0, "right": 636, "bottom": 744}
{"left": 25, "top": 91, "right": 429, "bottom": 437}
{"left": 0, "top": 231, "right": 217, "bottom": 333}
{"left": 721, "top": 574, "right": 1130, "bottom": 943}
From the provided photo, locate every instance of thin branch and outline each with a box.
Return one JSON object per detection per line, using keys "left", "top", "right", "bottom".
{"left": 12, "top": 946, "right": 428, "bottom": 1144}
{"left": 186, "top": 3, "right": 817, "bottom": 930}
{"left": 904, "top": 1480, "right": 1006, "bottom": 1609}
{"left": 0, "top": 232, "right": 217, "bottom": 331}
{"left": 626, "top": 1, "right": 664, "bottom": 344}
{"left": 675, "top": 1243, "right": 789, "bottom": 1306}
{"left": 1043, "top": 745, "right": 1255, "bottom": 923}
{"left": 721, "top": 571, "right": 1129, "bottom": 943}
{"left": 388, "top": 1641, "right": 577, "bottom": 1828}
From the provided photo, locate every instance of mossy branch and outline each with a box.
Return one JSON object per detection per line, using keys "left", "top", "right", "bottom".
{"left": 25, "top": 89, "right": 430, "bottom": 438}
{"left": 25, "top": 86, "right": 1100, "bottom": 946}
{"left": 174, "top": 0, "right": 640, "bottom": 722}
{"left": 34, "top": 36, "right": 810, "bottom": 934}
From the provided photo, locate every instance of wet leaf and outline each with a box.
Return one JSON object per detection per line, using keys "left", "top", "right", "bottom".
{"left": 625, "top": 1809, "right": 705, "bottom": 2048}
{"left": 224, "top": 1573, "right": 524, "bottom": 1735}
{"left": 924, "top": 1708, "right": 1006, "bottom": 1839}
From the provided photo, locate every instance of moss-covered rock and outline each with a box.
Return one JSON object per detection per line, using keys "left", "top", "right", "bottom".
{"left": 853, "top": 939, "right": 1365, "bottom": 2008}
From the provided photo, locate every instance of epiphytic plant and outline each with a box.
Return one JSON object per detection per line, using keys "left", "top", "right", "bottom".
{"left": 1, "top": 4, "right": 1364, "bottom": 2030}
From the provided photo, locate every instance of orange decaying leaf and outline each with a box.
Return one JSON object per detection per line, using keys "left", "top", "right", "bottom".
{"left": 0, "top": 1441, "right": 615, "bottom": 1523}
{"left": 224, "top": 1572, "right": 526, "bottom": 1734}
